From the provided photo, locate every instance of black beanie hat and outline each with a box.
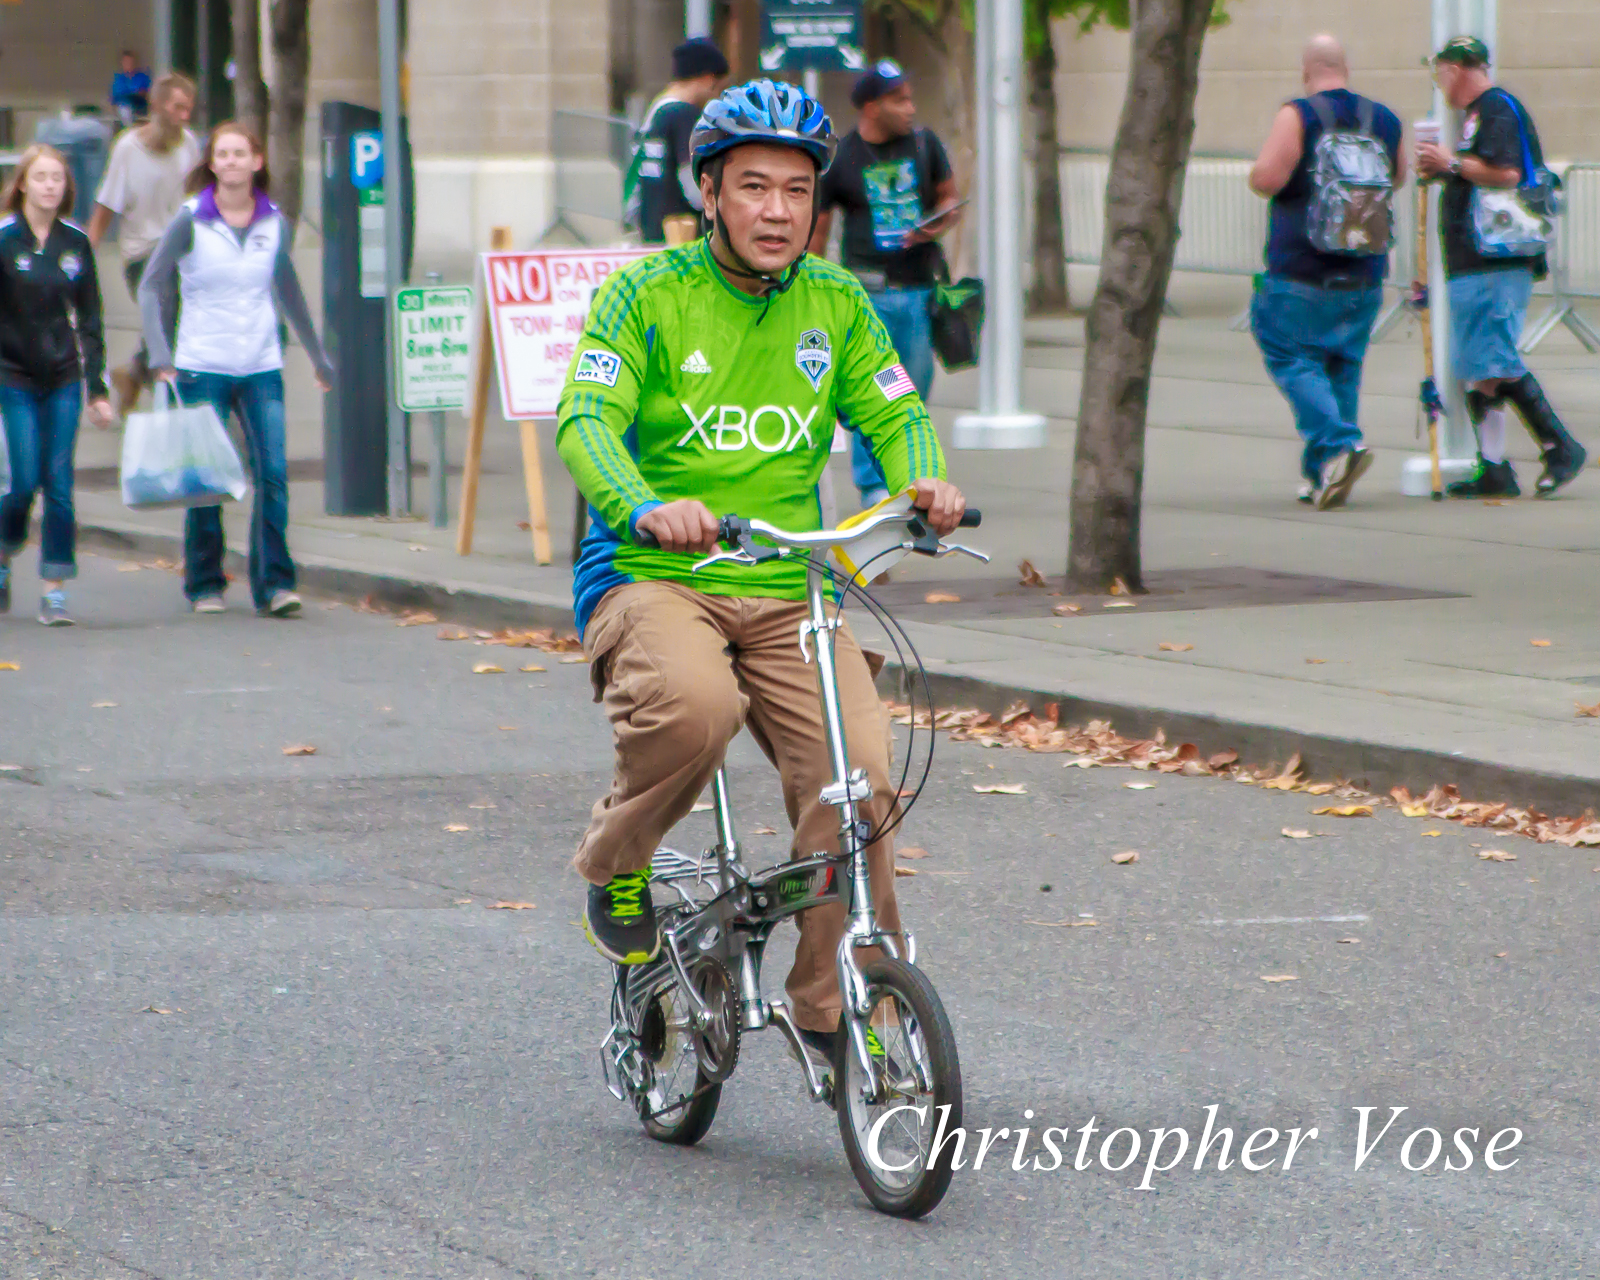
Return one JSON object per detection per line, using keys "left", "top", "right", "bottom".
{"left": 672, "top": 37, "right": 729, "bottom": 81}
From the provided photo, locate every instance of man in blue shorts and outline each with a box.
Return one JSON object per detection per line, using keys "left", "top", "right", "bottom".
{"left": 1416, "top": 36, "right": 1586, "bottom": 498}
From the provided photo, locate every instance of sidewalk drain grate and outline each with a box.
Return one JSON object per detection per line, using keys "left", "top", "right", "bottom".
{"left": 872, "top": 567, "right": 1462, "bottom": 620}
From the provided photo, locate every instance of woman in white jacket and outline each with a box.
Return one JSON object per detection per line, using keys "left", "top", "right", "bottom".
{"left": 138, "top": 121, "right": 333, "bottom": 617}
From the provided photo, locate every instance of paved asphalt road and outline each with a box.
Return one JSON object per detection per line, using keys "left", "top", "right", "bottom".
{"left": 2, "top": 554, "right": 1597, "bottom": 1279}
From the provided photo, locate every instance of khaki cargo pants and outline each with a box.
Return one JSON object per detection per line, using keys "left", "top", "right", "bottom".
{"left": 575, "top": 580, "right": 902, "bottom": 1033}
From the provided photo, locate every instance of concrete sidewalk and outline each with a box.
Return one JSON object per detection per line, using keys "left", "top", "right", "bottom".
{"left": 61, "top": 262, "right": 1600, "bottom": 809}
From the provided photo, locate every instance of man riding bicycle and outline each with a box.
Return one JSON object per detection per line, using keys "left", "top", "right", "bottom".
{"left": 555, "top": 79, "right": 967, "bottom": 1061}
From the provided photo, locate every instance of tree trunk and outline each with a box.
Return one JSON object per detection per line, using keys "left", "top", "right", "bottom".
{"left": 1025, "top": 0, "right": 1069, "bottom": 314}
{"left": 231, "top": 0, "right": 268, "bottom": 136}
{"left": 267, "top": 0, "right": 311, "bottom": 229}
{"left": 1064, "top": 0, "right": 1212, "bottom": 593}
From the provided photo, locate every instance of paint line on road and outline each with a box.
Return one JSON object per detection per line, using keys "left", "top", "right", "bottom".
{"left": 1193, "top": 913, "right": 1370, "bottom": 926}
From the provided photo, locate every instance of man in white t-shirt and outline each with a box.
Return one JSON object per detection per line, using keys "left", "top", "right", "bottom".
{"left": 87, "top": 73, "right": 198, "bottom": 413}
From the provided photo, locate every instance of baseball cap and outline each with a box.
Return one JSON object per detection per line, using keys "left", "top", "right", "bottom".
{"left": 851, "top": 59, "right": 907, "bottom": 108}
{"left": 1431, "top": 35, "right": 1491, "bottom": 67}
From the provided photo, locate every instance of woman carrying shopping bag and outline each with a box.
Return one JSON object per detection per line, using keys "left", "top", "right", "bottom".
{"left": 138, "top": 120, "right": 333, "bottom": 617}
{"left": 0, "top": 145, "right": 116, "bottom": 625}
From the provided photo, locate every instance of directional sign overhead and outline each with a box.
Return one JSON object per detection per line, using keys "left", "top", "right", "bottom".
{"left": 760, "top": 0, "right": 865, "bottom": 72}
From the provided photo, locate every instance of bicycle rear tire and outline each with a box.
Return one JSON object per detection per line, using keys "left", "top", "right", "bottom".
{"left": 833, "top": 957, "right": 962, "bottom": 1218}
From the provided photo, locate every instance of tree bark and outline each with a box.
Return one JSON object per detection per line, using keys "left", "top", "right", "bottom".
{"left": 267, "top": 0, "right": 311, "bottom": 229}
{"left": 1064, "top": 0, "right": 1212, "bottom": 593}
{"left": 1025, "top": 0, "right": 1069, "bottom": 313}
{"left": 231, "top": 0, "right": 268, "bottom": 136}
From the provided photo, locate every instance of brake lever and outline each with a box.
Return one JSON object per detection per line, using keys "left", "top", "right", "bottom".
{"left": 929, "top": 543, "right": 990, "bottom": 563}
{"left": 691, "top": 548, "right": 762, "bottom": 572}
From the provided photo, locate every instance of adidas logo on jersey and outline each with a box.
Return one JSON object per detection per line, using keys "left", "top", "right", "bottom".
{"left": 680, "top": 349, "right": 712, "bottom": 374}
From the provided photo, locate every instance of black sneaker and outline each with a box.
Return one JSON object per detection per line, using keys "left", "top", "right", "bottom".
{"left": 1313, "top": 447, "right": 1374, "bottom": 511}
{"left": 1536, "top": 440, "right": 1587, "bottom": 498}
{"left": 584, "top": 870, "right": 660, "bottom": 964}
{"left": 1447, "top": 457, "right": 1521, "bottom": 499}
{"left": 794, "top": 1025, "right": 897, "bottom": 1073}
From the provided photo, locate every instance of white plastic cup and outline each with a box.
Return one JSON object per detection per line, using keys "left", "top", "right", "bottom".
{"left": 1414, "top": 118, "right": 1443, "bottom": 148}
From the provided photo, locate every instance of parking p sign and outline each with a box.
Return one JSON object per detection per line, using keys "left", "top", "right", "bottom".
{"left": 351, "top": 131, "right": 384, "bottom": 189}
{"left": 394, "top": 285, "right": 474, "bottom": 412}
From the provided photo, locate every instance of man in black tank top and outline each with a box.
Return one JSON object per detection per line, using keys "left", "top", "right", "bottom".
{"left": 1248, "top": 35, "right": 1405, "bottom": 511}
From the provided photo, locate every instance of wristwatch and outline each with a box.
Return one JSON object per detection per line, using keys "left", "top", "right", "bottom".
{"left": 1447, "top": 157, "right": 1464, "bottom": 177}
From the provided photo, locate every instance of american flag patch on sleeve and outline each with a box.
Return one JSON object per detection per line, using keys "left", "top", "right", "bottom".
{"left": 873, "top": 364, "right": 916, "bottom": 401}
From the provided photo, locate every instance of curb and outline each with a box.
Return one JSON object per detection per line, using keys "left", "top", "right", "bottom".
{"left": 77, "top": 521, "right": 576, "bottom": 632}
{"left": 80, "top": 519, "right": 1600, "bottom": 818}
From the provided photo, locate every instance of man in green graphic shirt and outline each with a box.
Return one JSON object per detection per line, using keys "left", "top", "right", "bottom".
{"left": 556, "top": 79, "right": 966, "bottom": 1060}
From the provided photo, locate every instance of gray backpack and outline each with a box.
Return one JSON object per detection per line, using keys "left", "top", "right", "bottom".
{"left": 1305, "top": 95, "right": 1395, "bottom": 256}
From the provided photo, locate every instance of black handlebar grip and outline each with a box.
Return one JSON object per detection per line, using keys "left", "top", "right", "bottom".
{"left": 958, "top": 509, "right": 982, "bottom": 528}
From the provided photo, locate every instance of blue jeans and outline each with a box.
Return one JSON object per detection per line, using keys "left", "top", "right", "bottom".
{"left": 0, "top": 381, "right": 82, "bottom": 580}
{"left": 851, "top": 286, "right": 936, "bottom": 498}
{"left": 1251, "top": 275, "right": 1382, "bottom": 484}
{"left": 177, "top": 370, "right": 294, "bottom": 609}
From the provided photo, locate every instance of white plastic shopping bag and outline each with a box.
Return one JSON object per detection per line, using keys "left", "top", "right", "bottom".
{"left": 120, "top": 382, "right": 248, "bottom": 510}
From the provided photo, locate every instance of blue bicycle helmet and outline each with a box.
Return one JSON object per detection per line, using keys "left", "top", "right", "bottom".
{"left": 690, "top": 79, "right": 837, "bottom": 181}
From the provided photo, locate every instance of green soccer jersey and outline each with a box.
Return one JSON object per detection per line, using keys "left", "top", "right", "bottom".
{"left": 557, "top": 238, "right": 946, "bottom": 635}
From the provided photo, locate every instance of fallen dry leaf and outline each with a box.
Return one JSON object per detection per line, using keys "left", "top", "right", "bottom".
{"left": 1305, "top": 657, "right": 1326, "bottom": 665}
{"left": 1052, "top": 602, "right": 1083, "bottom": 616}
{"left": 1027, "top": 919, "right": 1099, "bottom": 928}
{"left": 1477, "top": 849, "right": 1517, "bottom": 862}
{"left": 437, "top": 625, "right": 471, "bottom": 640}
{"left": 924, "top": 591, "right": 961, "bottom": 604}
{"left": 1576, "top": 702, "right": 1600, "bottom": 718}
{"left": 1530, "top": 638, "right": 1552, "bottom": 647}
{"left": 0, "top": 662, "right": 19, "bottom": 672}
{"left": 115, "top": 563, "right": 143, "bottom": 572}
{"left": 353, "top": 594, "right": 386, "bottom": 613}
{"left": 1158, "top": 642, "right": 1194, "bottom": 652}
{"left": 408, "top": 544, "right": 428, "bottom": 552}
{"left": 520, "top": 664, "right": 547, "bottom": 673}
{"left": 1311, "top": 804, "right": 1374, "bottom": 817}
{"left": 894, "top": 865, "right": 919, "bottom": 877}
{"left": 690, "top": 802, "right": 714, "bottom": 812}
{"left": 1494, "top": 951, "right": 1508, "bottom": 957}
{"left": 472, "top": 663, "right": 506, "bottom": 674}
{"left": 91, "top": 701, "right": 118, "bottom": 709}
{"left": 559, "top": 655, "right": 588, "bottom": 665}
{"left": 897, "top": 846, "right": 932, "bottom": 859}
{"left": 497, "top": 725, "right": 517, "bottom": 731}
{"left": 469, "top": 803, "right": 497, "bottom": 810}
{"left": 1261, "top": 754, "right": 1305, "bottom": 791}
{"left": 1109, "top": 576, "right": 1131, "bottom": 596}
{"left": 281, "top": 744, "right": 317, "bottom": 757}
{"left": 488, "top": 901, "right": 537, "bottom": 910}
{"left": 1103, "top": 600, "right": 1138, "bottom": 609}
{"left": 140, "top": 1005, "right": 175, "bottom": 1014}
{"left": 1259, "top": 974, "right": 1298, "bottom": 983}
{"left": 751, "top": 826, "right": 779, "bottom": 836}
{"left": 1017, "top": 559, "right": 1049, "bottom": 588}
{"left": 1423, "top": 830, "right": 1443, "bottom": 837}
{"left": 973, "top": 783, "right": 1027, "bottom": 795}
{"left": 1111, "top": 850, "right": 1140, "bottom": 865}
{"left": 1304, "top": 783, "right": 1337, "bottom": 796}
{"left": 395, "top": 610, "right": 438, "bottom": 626}
{"left": 454, "top": 898, "right": 474, "bottom": 904}
{"left": 1336, "top": 937, "right": 1360, "bottom": 944}
{"left": 444, "top": 824, "right": 471, "bottom": 832}
{"left": 1208, "top": 749, "right": 1239, "bottom": 769}
{"left": 1281, "top": 828, "right": 1316, "bottom": 839}
{"left": 1124, "top": 782, "right": 1156, "bottom": 790}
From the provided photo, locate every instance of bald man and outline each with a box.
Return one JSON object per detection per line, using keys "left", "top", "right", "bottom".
{"left": 1248, "top": 36, "right": 1405, "bottom": 510}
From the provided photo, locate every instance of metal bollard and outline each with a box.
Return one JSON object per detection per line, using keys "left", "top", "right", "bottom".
{"left": 424, "top": 271, "right": 449, "bottom": 529}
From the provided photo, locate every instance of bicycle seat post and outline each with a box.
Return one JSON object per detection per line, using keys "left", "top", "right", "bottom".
{"left": 708, "top": 767, "right": 747, "bottom": 890}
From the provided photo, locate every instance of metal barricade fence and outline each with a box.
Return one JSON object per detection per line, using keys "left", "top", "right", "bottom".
{"left": 542, "top": 109, "right": 636, "bottom": 245}
{"left": 1521, "top": 161, "right": 1600, "bottom": 354}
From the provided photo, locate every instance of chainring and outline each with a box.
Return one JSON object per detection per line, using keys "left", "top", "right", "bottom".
{"left": 689, "top": 957, "right": 741, "bottom": 1084}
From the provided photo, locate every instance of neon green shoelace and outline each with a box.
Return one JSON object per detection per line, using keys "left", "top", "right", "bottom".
{"left": 608, "top": 871, "right": 650, "bottom": 920}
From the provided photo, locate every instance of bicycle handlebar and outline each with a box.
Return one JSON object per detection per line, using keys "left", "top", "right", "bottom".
{"left": 632, "top": 507, "right": 980, "bottom": 552}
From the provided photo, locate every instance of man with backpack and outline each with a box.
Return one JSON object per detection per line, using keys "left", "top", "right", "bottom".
{"left": 808, "top": 60, "right": 961, "bottom": 508}
{"left": 629, "top": 38, "right": 729, "bottom": 246}
{"left": 1416, "top": 36, "right": 1586, "bottom": 499}
{"left": 1249, "top": 34, "right": 1404, "bottom": 511}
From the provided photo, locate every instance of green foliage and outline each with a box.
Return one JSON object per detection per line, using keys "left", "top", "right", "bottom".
{"left": 1038, "top": 0, "right": 1230, "bottom": 54}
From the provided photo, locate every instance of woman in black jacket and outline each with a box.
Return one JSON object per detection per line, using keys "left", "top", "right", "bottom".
{"left": 0, "top": 144, "right": 114, "bottom": 626}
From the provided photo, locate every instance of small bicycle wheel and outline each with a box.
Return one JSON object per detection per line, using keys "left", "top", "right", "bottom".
{"left": 634, "top": 974, "right": 721, "bottom": 1145}
{"left": 833, "top": 957, "right": 963, "bottom": 1218}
